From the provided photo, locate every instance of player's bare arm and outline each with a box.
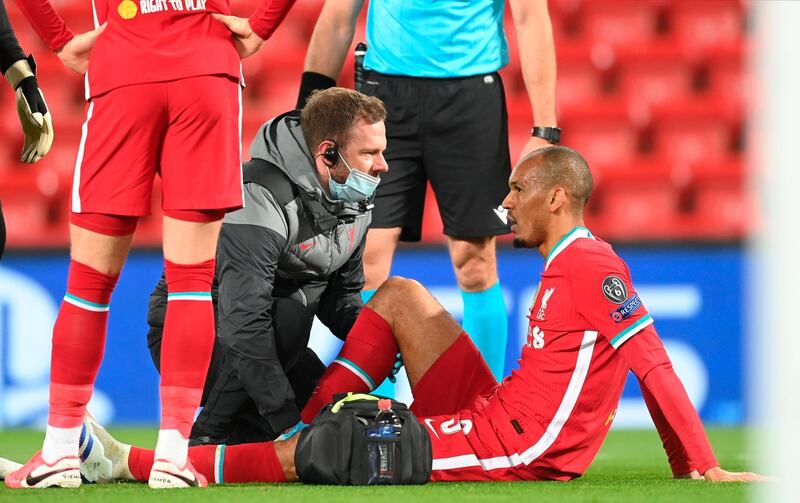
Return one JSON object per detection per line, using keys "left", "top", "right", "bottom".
{"left": 56, "top": 23, "right": 106, "bottom": 74}
{"left": 12, "top": 0, "right": 104, "bottom": 74}
{"left": 637, "top": 379, "right": 767, "bottom": 482}
{"left": 303, "top": 0, "right": 366, "bottom": 79}
{"left": 702, "top": 467, "right": 772, "bottom": 482}
{"left": 214, "top": 0, "right": 296, "bottom": 59}
{"left": 213, "top": 15, "right": 264, "bottom": 59}
{"left": 677, "top": 466, "right": 771, "bottom": 482}
{"left": 509, "top": 0, "right": 557, "bottom": 157}
{"left": 618, "top": 327, "right": 771, "bottom": 482}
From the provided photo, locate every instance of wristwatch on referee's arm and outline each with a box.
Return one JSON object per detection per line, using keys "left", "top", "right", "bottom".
{"left": 531, "top": 126, "right": 561, "bottom": 145}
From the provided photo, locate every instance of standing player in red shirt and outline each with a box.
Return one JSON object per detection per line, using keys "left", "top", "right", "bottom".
{"left": 4, "top": 0, "right": 296, "bottom": 490}
{"left": 59, "top": 146, "right": 766, "bottom": 485}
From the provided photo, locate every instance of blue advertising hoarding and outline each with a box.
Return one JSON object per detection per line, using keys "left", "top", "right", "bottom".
{"left": 0, "top": 246, "right": 744, "bottom": 428}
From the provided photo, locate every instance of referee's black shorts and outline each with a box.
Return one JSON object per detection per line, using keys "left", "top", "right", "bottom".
{"left": 361, "top": 71, "right": 512, "bottom": 242}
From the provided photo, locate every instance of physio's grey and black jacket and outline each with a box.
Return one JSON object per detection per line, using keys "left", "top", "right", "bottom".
{"left": 219, "top": 110, "right": 371, "bottom": 426}
{"left": 148, "top": 110, "right": 371, "bottom": 434}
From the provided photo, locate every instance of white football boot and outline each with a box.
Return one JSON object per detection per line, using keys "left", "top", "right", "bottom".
{"left": 4, "top": 452, "right": 81, "bottom": 489}
{"left": 148, "top": 459, "right": 208, "bottom": 488}
{"left": 0, "top": 457, "right": 23, "bottom": 481}
{"left": 79, "top": 416, "right": 135, "bottom": 482}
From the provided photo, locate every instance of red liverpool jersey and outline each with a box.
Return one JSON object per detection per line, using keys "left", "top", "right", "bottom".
{"left": 490, "top": 226, "right": 655, "bottom": 479}
{"left": 15, "top": 0, "right": 294, "bottom": 98}
{"left": 85, "top": 0, "right": 242, "bottom": 97}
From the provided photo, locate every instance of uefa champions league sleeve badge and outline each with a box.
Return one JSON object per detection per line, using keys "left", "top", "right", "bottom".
{"left": 601, "top": 276, "right": 628, "bottom": 304}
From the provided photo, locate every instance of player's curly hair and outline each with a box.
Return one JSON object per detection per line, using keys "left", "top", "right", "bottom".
{"left": 519, "top": 146, "right": 594, "bottom": 210}
{"left": 301, "top": 88, "right": 387, "bottom": 153}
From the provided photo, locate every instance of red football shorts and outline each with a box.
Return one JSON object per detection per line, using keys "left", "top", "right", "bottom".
{"left": 411, "top": 333, "right": 543, "bottom": 482}
{"left": 71, "top": 75, "right": 243, "bottom": 216}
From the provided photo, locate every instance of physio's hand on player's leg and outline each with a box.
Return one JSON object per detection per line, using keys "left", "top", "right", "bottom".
{"left": 702, "top": 466, "right": 775, "bottom": 482}
{"left": 56, "top": 23, "right": 108, "bottom": 74}
{"left": 212, "top": 14, "right": 265, "bottom": 59}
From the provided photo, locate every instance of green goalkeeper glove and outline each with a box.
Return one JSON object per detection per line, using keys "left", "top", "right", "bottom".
{"left": 5, "top": 55, "right": 53, "bottom": 163}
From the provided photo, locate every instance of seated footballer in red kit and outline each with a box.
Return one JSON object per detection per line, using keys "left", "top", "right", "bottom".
{"left": 24, "top": 147, "right": 766, "bottom": 484}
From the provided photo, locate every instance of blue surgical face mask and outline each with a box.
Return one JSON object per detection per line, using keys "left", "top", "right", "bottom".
{"left": 327, "top": 153, "right": 380, "bottom": 203}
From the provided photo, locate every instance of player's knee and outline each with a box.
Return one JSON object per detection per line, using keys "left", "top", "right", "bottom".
{"left": 382, "top": 276, "right": 424, "bottom": 297}
{"left": 370, "top": 276, "right": 424, "bottom": 314}
{"left": 162, "top": 215, "right": 223, "bottom": 264}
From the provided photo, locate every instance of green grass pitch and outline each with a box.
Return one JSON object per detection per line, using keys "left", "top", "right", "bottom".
{"left": 0, "top": 427, "right": 755, "bottom": 502}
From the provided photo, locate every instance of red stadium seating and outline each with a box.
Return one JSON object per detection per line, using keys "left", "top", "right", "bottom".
{"left": 563, "top": 119, "right": 639, "bottom": 167}
{"left": 669, "top": 0, "right": 745, "bottom": 57}
{"left": 706, "top": 56, "right": 747, "bottom": 110}
{"left": 593, "top": 156, "right": 675, "bottom": 186}
{"left": 616, "top": 57, "right": 695, "bottom": 108}
{"left": 0, "top": 193, "right": 51, "bottom": 246}
{"left": 555, "top": 61, "right": 604, "bottom": 117}
{"left": 652, "top": 118, "right": 732, "bottom": 164}
{"left": 0, "top": 168, "right": 64, "bottom": 245}
{"left": 590, "top": 178, "right": 681, "bottom": 240}
{"left": 686, "top": 174, "right": 753, "bottom": 238}
{"left": 582, "top": 1, "right": 660, "bottom": 49}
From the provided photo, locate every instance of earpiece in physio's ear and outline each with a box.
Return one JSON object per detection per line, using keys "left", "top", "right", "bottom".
{"left": 322, "top": 141, "right": 338, "bottom": 168}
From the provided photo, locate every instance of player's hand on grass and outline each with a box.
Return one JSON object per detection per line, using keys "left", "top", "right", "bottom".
{"left": 519, "top": 136, "right": 553, "bottom": 161}
{"left": 213, "top": 14, "right": 265, "bottom": 59}
{"left": 702, "top": 466, "right": 774, "bottom": 482}
{"left": 56, "top": 23, "right": 108, "bottom": 74}
{"left": 673, "top": 470, "right": 703, "bottom": 480}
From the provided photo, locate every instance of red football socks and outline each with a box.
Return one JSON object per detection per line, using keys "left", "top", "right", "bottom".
{"left": 300, "top": 307, "right": 398, "bottom": 423}
{"left": 129, "top": 446, "right": 158, "bottom": 482}
{"left": 128, "top": 442, "right": 286, "bottom": 484}
{"left": 159, "top": 259, "right": 216, "bottom": 437}
{"left": 49, "top": 260, "right": 118, "bottom": 428}
{"left": 218, "top": 442, "right": 286, "bottom": 483}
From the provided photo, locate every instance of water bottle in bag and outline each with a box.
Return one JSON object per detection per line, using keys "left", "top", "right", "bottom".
{"left": 366, "top": 399, "right": 402, "bottom": 484}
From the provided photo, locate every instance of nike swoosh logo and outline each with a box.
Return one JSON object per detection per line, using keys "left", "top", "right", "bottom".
{"left": 152, "top": 469, "right": 200, "bottom": 487}
{"left": 423, "top": 418, "right": 439, "bottom": 439}
{"left": 25, "top": 467, "right": 77, "bottom": 487}
{"left": 493, "top": 206, "right": 508, "bottom": 225}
